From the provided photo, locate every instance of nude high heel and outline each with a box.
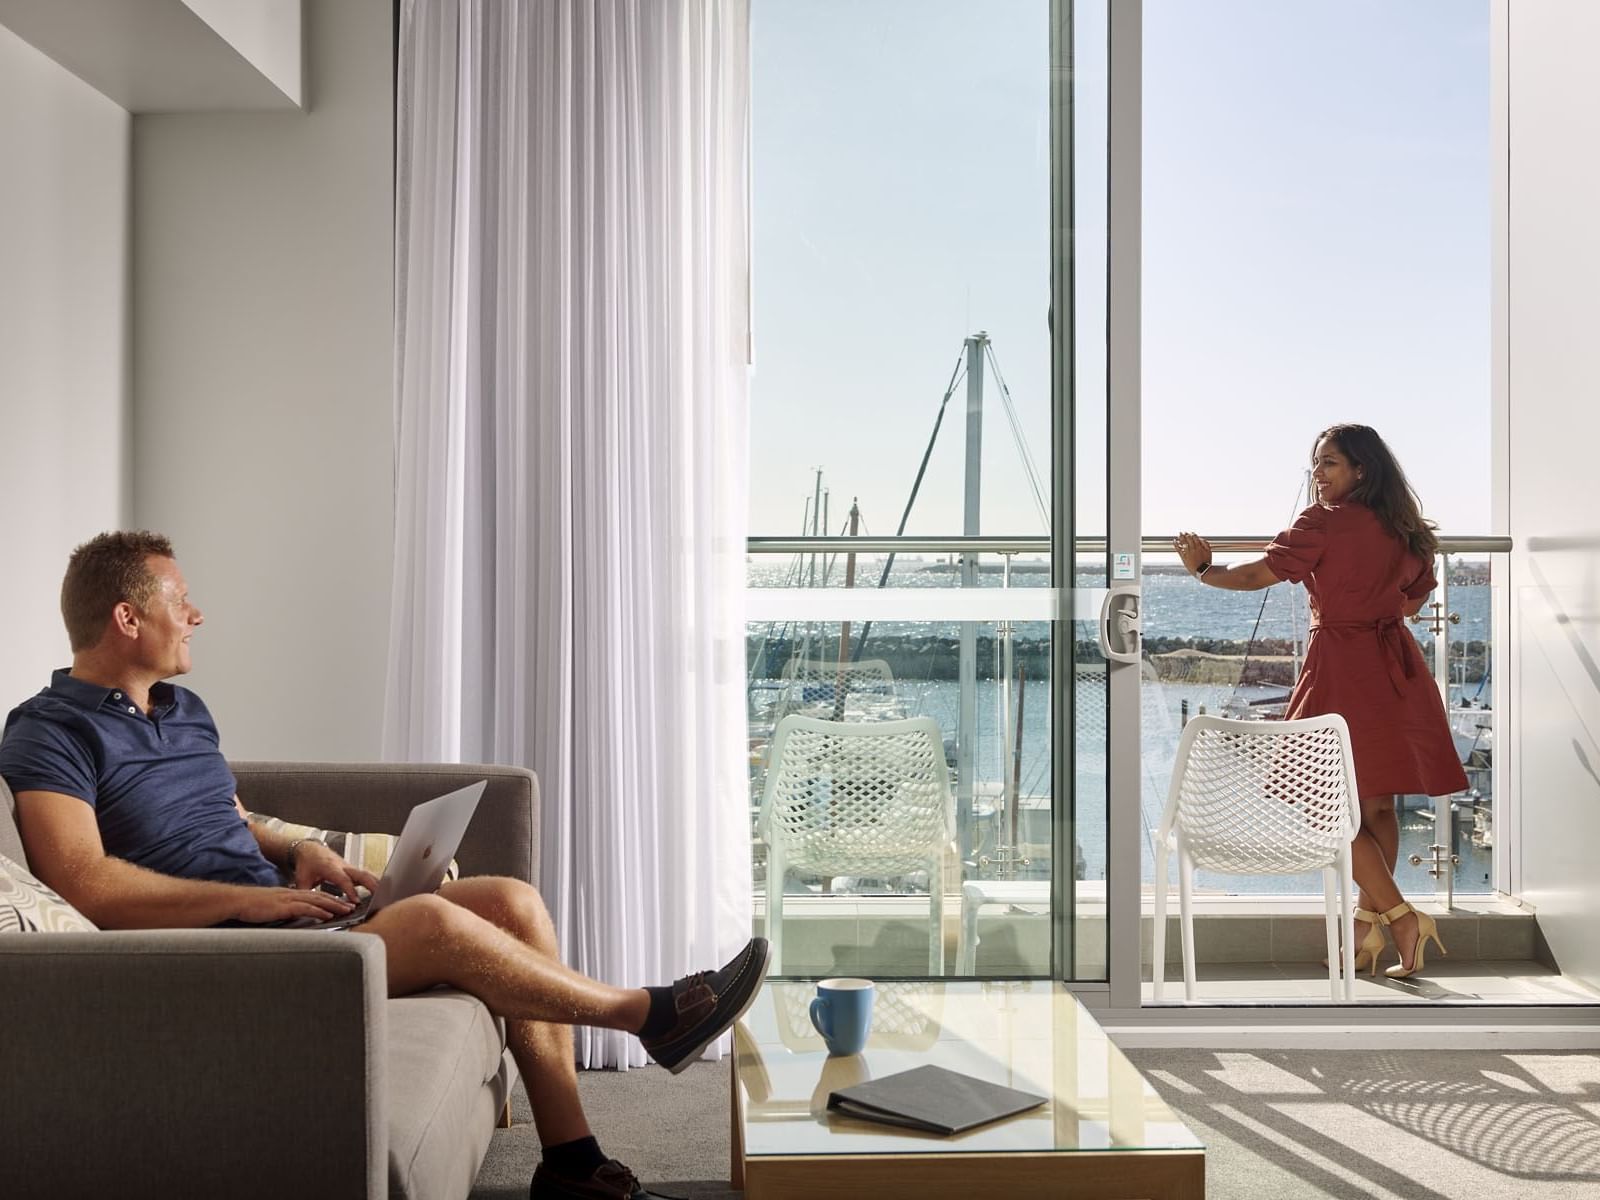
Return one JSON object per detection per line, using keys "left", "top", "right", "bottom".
{"left": 1351, "top": 908, "right": 1386, "bottom": 976}
{"left": 1379, "top": 901, "right": 1446, "bottom": 979}
{"left": 1324, "top": 908, "right": 1385, "bottom": 975}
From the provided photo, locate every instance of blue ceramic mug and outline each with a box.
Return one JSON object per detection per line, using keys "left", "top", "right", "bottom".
{"left": 809, "top": 978, "right": 875, "bottom": 1055}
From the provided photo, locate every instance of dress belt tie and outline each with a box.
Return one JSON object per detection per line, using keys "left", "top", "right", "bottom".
{"left": 1310, "top": 616, "right": 1415, "bottom": 696}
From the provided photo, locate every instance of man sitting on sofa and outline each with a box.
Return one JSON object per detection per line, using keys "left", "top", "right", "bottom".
{"left": 0, "top": 531, "right": 769, "bottom": 1200}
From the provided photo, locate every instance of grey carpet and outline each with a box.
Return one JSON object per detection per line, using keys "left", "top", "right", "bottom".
{"left": 471, "top": 1049, "right": 1600, "bottom": 1199}
{"left": 471, "top": 1060, "right": 738, "bottom": 1200}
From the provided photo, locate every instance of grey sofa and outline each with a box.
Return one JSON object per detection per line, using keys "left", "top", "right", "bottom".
{"left": 0, "top": 760, "right": 539, "bottom": 1200}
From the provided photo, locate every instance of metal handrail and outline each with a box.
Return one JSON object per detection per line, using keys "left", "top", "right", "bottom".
{"left": 748, "top": 534, "right": 1512, "bottom": 555}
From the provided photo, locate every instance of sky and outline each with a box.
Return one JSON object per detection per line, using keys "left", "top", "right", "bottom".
{"left": 747, "top": 0, "right": 1492, "bottom": 544}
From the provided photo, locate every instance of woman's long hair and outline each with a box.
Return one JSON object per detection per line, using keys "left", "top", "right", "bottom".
{"left": 1314, "top": 424, "right": 1439, "bottom": 559}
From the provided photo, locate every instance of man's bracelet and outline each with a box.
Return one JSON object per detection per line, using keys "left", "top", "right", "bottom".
{"left": 285, "top": 836, "right": 311, "bottom": 873}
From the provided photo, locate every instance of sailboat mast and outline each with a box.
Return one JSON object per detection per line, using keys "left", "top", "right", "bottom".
{"left": 837, "top": 499, "right": 861, "bottom": 664}
{"left": 807, "top": 468, "right": 823, "bottom": 589}
{"left": 835, "top": 499, "right": 861, "bottom": 719}
{"left": 797, "top": 471, "right": 823, "bottom": 668}
{"left": 821, "top": 489, "right": 831, "bottom": 583}
{"left": 1293, "top": 467, "right": 1311, "bottom": 681}
{"left": 957, "top": 332, "right": 989, "bottom": 868}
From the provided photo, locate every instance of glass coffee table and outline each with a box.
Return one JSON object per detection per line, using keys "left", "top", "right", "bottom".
{"left": 731, "top": 981, "right": 1204, "bottom": 1199}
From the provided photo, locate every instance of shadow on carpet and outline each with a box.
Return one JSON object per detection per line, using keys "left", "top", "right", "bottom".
{"left": 1125, "top": 1046, "right": 1600, "bottom": 1200}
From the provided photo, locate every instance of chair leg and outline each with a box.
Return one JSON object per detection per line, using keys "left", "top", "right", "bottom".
{"left": 1178, "top": 843, "right": 1197, "bottom": 1002}
{"left": 766, "top": 860, "right": 785, "bottom": 976}
{"left": 1340, "top": 847, "right": 1357, "bottom": 1002}
{"left": 929, "top": 859, "right": 944, "bottom": 977}
{"left": 1152, "top": 843, "right": 1169, "bottom": 1001}
{"left": 1322, "top": 866, "right": 1342, "bottom": 1003}
{"left": 958, "top": 887, "right": 979, "bottom": 976}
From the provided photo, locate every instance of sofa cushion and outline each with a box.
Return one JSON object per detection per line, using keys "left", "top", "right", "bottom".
{"left": 387, "top": 989, "right": 510, "bottom": 1199}
{"left": 245, "top": 811, "right": 461, "bottom": 882}
{"left": 0, "top": 852, "right": 97, "bottom": 933}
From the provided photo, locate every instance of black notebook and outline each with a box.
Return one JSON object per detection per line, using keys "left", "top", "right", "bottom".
{"left": 826, "top": 1064, "right": 1047, "bottom": 1136}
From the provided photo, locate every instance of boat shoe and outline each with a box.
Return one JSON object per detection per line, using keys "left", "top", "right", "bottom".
{"left": 641, "top": 936, "right": 771, "bottom": 1074}
{"left": 530, "top": 1158, "right": 677, "bottom": 1200}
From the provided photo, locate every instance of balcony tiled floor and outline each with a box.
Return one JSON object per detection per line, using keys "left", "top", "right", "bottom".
{"left": 755, "top": 893, "right": 1600, "bottom": 1006}
{"left": 1142, "top": 959, "right": 1600, "bottom": 1006}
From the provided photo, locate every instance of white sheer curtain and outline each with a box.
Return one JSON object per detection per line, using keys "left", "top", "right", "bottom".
{"left": 387, "top": 0, "right": 752, "bottom": 1068}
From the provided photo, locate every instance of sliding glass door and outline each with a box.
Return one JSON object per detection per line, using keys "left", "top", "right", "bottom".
{"left": 745, "top": 0, "right": 1122, "bottom": 983}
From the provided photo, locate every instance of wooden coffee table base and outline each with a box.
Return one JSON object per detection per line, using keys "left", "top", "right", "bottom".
{"left": 736, "top": 1148, "right": 1203, "bottom": 1200}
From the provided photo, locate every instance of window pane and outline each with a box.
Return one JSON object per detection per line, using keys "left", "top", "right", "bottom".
{"left": 749, "top": 0, "right": 1051, "bottom": 541}
{"left": 1141, "top": 0, "right": 1492, "bottom": 899}
{"left": 749, "top": 0, "right": 1057, "bottom": 977}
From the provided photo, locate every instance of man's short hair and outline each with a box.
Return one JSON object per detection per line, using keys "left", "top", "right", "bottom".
{"left": 61, "top": 531, "right": 176, "bottom": 652}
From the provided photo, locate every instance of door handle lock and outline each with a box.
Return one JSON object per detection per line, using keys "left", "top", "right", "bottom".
{"left": 1098, "top": 586, "right": 1142, "bottom": 664}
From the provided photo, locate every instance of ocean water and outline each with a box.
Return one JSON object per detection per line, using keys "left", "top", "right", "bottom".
{"left": 748, "top": 556, "right": 1495, "bottom": 894}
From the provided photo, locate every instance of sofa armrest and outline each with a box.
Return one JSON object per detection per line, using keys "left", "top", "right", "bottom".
{"left": 0, "top": 929, "right": 388, "bottom": 1200}
{"left": 230, "top": 761, "right": 538, "bottom": 884}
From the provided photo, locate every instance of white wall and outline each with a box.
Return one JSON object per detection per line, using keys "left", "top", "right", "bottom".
{"left": 0, "top": 25, "right": 131, "bottom": 710}
{"left": 1503, "top": 2, "right": 1600, "bottom": 990}
{"left": 132, "top": 0, "right": 393, "bottom": 760}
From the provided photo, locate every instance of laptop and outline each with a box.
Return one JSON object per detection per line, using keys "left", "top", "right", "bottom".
{"left": 292, "top": 780, "right": 487, "bottom": 930}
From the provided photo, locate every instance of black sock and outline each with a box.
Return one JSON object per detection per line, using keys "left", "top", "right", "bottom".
{"left": 542, "top": 1135, "right": 606, "bottom": 1177}
{"left": 639, "top": 985, "right": 677, "bottom": 1038}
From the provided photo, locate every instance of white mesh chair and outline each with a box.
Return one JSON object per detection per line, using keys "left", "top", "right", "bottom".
{"left": 1152, "top": 713, "right": 1361, "bottom": 1003}
{"left": 758, "top": 714, "right": 954, "bottom": 975}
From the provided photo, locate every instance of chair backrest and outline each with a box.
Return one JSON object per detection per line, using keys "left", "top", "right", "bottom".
{"left": 1074, "top": 658, "right": 1172, "bottom": 747}
{"left": 773, "top": 656, "right": 898, "bottom": 723}
{"left": 1157, "top": 713, "right": 1359, "bottom": 875}
{"left": 759, "top": 714, "right": 952, "bottom": 875}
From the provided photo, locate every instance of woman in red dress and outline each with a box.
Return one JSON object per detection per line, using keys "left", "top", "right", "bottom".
{"left": 1173, "top": 424, "right": 1467, "bottom": 979}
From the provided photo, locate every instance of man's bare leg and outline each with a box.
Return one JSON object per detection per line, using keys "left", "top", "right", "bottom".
{"left": 357, "top": 890, "right": 650, "bottom": 1029}
{"left": 358, "top": 884, "right": 641, "bottom": 1192}
{"left": 359, "top": 879, "right": 767, "bottom": 1074}
{"left": 356, "top": 883, "right": 770, "bottom": 1199}
{"left": 426, "top": 877, "right": 591, "bottom": 1145}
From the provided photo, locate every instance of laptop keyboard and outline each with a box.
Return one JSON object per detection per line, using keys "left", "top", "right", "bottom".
{"left": 284, "top": 890, "right": 374, "bottom": 930}
{"left": 328, "top": 893, "right": 373, "bottom": 924}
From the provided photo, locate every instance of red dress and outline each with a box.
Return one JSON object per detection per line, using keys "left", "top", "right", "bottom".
{"left": 1264, "top": 502, "right": 1468, "bottom": 799}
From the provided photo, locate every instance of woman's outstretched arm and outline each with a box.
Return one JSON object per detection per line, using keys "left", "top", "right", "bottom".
{"left": 1172, "top": 533, "right": 1281, "bottom": 591}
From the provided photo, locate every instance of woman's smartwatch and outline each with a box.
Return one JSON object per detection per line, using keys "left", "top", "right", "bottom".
{"left": 1195, "top": 561, "right": 1212, "bottom": 578}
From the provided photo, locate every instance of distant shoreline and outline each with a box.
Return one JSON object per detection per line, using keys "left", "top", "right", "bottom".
{"left": 746, "top": 632, "right": 1489, "bottom": 686}
{"left": 842, "top": 560, "right": 1491, "bottom": 583}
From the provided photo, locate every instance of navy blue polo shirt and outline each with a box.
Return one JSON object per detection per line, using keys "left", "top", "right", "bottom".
{"left": 0, "top": 670, "right": 282, "bottom": 887}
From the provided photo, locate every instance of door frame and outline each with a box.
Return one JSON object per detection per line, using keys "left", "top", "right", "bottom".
{"left": 1052, "top": 0, "right": 1143, "bottom": 1004}
{"left": 1103, "top": 0, "right": 1144, "bottom": 1010}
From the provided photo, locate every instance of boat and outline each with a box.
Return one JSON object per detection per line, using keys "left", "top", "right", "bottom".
{"left": 1219, "top": 690, "right": 1292, "bottom": 721}
{"left": 1451, "top": 700, "right": 1493, "bottom": 763}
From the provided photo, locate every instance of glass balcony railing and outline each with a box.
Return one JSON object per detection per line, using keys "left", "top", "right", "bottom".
{"left": 1137, "top": 540, "right": 1505, "bottom": 902}
{"left": 747, "top": 537, "right": 1062, "bottom": 979}
{"left": 745, "top": 532, "right": 1508, "bottom": 980}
